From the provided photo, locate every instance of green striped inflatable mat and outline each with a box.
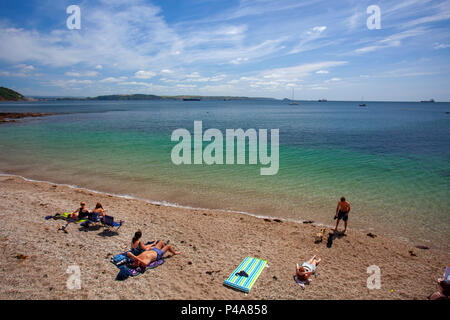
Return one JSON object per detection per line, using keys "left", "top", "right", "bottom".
{"left": 223, "top": 257, "right": 267, "bottom": 293}
{"left": 61, "top": 212, "right": 87, "bottom": 224}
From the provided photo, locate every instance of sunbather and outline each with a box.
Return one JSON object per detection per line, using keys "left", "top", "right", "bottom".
{"left": 68, "top": 202, "right": 90, "bottom": 220}
{"left": 127, "top": 241, "right": 181, "bottom": 268}
{"left": 130, "top": 230, "right": 156, "bottom": 255}
{"left": 429, "top": 279, "right": 450, "bottom": 300}
{"left": 296, "top": 255, "right": 321, "bottom": 281}
{"left": 92, "top": 202, "right": 105, "bottom": 219}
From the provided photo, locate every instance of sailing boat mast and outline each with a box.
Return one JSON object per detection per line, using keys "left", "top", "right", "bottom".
{"left": 289, "top": 87, "right": 299, "bottom": 105}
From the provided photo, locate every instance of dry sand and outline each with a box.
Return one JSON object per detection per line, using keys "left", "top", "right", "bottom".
{"left": 0, "top": 175, "right": 447, "bottom": 300}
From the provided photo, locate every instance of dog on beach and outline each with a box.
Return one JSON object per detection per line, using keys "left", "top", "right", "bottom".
{"left": 315, "top": 228, "right": 326, "bottom": 243}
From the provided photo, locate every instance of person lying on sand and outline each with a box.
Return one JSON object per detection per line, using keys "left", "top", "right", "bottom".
{"left": 127, "top": 241, "right": 181, "bottom": 268}
{"left": 296, "top": 255, "right": 321, "bottom": 282}
{"left": 332, "top": 196, "right": 351, "bottom": 233}
{"left": 91, "top": 202, "right": 105, "bottom": 218}
{"left": 130, "top": 230, "right": 157, "bottom": 255}
{"left": 67, "top": 202, "right": 90, "bottom": 220}
{"left": 428, "top": 279, "right": 450, "bottom": 300}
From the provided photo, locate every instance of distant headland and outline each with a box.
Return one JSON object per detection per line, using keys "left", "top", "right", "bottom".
{"left": 49, "top": 94, "right": 277, "bottom": 102}
{"left": 0, "top": 87, "right": 28, "bottom": 101}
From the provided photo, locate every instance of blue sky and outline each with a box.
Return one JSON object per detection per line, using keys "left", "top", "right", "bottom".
{"left": 0, "top": 0, "right": 449, "bottom": 101}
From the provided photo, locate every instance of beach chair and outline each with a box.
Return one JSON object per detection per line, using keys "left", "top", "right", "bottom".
{"left": 223, "top": 257, "right": 267, "bottom": 293}
{"left": 80, "top": 212, "right": 102, "bottom": 228}
{"left": 101, "top": 215, "right": 124, "bottom": 231}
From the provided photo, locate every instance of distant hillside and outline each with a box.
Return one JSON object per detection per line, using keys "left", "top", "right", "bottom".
{"left": 53, "top": 94, "right": 276, "bottom": 101}
{"left": 0, "top": 87, "right": 26, "bottom": 101}
{"left": 88, "top": 94, "right": 163, "bottom": 101}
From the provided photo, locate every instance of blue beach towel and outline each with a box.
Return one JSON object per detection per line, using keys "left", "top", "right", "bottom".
{"left": 223, "top": 257, "right": 267, "bottom": 293}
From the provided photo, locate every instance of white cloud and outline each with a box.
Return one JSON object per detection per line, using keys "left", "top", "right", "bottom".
{"left": 119, "top": 81, "right": 152, "bottom": 87}
{"left": 355, "top": 27, "right": 428, "bottom": 54}
{"left": 316, "top": 70, "right": 329, "bottom": 74}
{"left": 289, "top": 25, "right": 329, "bottom": 54}
{"left": 230, "top": 57, "right": 249, "bottom": 65}
{"left": 13, "top": 64, "right": 35, "bottom": 72}
{"left": 401, "top": 1, "right": 450, "bottom": 28}
{"left": 0, "top": 64, "right": 36, "bottom": 77}
{"left": 259, "top": 61, "right": 347, "bottom": 81}
{"left": 176, "top": 84, "right": 197, "bottom": 88}
{"left": 65, "top": 71, "right": 99, "bottom": 77}
{"left": 434, "top": 42, "right": 450, "bottom": 49}
{"left": 49, "top": 79, "right": 93, "bottom": 88}
{"left": 99, "top": 76, "right": 128, "bottom": 83}
{"left": 312, "top": 26, "right": 327, "bottom": 33}
{"left": 134, "top": 70, "right": 157, "bottom": 79}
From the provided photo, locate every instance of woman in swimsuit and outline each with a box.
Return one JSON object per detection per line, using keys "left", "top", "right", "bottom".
{"left": 127, "top": 240, "right": 181, "bottom": 268}
{"left": 130, "top": 230, "right": 157, "bottom": 256}
{"left": 296, "top": 255, "right": 321, "bottom": 282}
{"left": 92, "top": 202, "right": 105, "bottom": 219}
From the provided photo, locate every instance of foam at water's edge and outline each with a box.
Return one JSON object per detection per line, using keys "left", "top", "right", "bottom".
{"left": 0, "top": 171, "right": 436, "bottom": 249}
{"left": 0, "top": 172, "right": 290, "bottom": 220}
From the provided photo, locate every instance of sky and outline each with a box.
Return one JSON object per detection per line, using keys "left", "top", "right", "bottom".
{"left": 0, "top": 0, "right": 450, "bottom": 101}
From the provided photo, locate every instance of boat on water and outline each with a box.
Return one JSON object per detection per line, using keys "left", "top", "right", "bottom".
{"left": 359, "top": 96, "right": 366, "bottom": 107}
{"left": 420, "top": 99, "right": 435, "bottom": 103}
{"left": 318, "top": 98, "right": 327, "bottom": 102}
{"left": 183, "top": 98, "right": 201, "bottom": 101}
{"left": 288, "top": 88, "right": 299, "bottom": 105}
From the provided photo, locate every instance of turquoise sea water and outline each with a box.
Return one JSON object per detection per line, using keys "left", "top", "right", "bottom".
{"left": 0, "top": 100, "right": 449, "bottom": 248}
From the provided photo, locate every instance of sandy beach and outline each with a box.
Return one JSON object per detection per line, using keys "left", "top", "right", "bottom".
{"left": 0, "top": 175, "right": 447, "bottom": 300}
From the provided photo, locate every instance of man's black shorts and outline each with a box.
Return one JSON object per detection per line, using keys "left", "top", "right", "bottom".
{"left": 337, "top": 210, "right": 349, "bottom": 221}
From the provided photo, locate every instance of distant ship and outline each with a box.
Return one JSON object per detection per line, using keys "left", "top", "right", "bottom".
{"left": 183, "top": 98, "right": 201, "bottom": 101}
{"left": 420, "top": 99, "right": 435, "bottom": 103}
{"left": 359, "top": 96, "right": 366, "bottom": 107}
{"left": 288, "top": 88, "right": 299, "bottom": 105}
{"left": 318, "top": 98, "right": 327, "bottom": 102}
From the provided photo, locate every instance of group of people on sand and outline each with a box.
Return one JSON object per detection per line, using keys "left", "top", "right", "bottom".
{"left": 63, "top": 196, "right": 449, "bottom": 299}
{"left": 65, "top": 202, "right": 182, "bottom": 267}
{"left": 68, "top": 201, "right": 105, "bottom": 220}
{"left": 67, "top": 198, "right": 350, "bottom": 287}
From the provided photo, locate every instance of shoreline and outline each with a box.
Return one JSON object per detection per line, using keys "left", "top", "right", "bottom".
{"left": 0, "top": 174, "right": 448, "bottom": 300}
{"left": 0, "top": 172, "right": 416, "bottom": 249}
{"left": 0, "top": 172, "right": 445, "bottom": 253}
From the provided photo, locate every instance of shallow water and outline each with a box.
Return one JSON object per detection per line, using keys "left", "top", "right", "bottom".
{"left": 0, "top": 100, "right": 449, "bottom": 248}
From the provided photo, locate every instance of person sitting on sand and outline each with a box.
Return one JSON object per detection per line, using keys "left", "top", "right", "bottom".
{"left": 429, "top": 279, "right": 450, "bottom": 300}
{"left": 127, "top": 241, "right": 181, "bottom": 268}
{"left": 332, "top": 196, "right": 351, "bottom": 233}
{"left": 296, "top": 255, "right": 321, "bottom": 282}
{"left": 91, "top": 202, "right": 105, "bottom": 219}
{"left": 68, "top": 202, "right": 90, "bottom": 220}
{"left": 130, "top": 230, "right": 157, "bottom": 255}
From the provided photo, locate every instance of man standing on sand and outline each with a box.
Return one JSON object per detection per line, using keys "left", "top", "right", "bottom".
{"left": 332, "top": 197, "right": 350, "bottom": 233}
